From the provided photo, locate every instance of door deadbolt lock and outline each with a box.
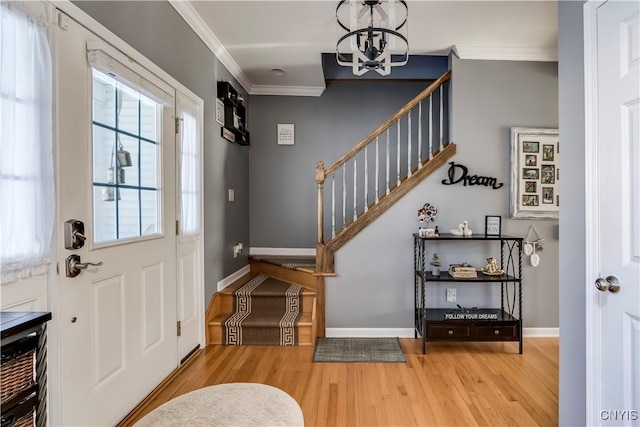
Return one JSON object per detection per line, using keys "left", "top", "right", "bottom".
{"left": 65, "top": 254, "right": 103, "bottom": 277}
{"left": 64, "top": 219, "right": 86, "bottom": 249}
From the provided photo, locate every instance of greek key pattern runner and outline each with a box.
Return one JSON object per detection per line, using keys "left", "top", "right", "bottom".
{"left": 224, "top": 274, "right": 268, "bottom": 345}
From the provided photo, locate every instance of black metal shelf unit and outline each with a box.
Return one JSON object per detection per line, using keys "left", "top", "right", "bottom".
{"left": 413, "top": 233, "right": 523, "bottom": 354}
{"left": 217, "top": 81, "right": 249, "bottom": 146}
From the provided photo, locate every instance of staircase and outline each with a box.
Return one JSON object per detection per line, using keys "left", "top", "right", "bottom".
{"left": 208, "top": 70, "right": 455, "bottom": 344}
{"left": 315, "top": 70, "right": 456, "bottom": 275}
{"left": 206, "top": 257, "right": 319, "bottom": 346}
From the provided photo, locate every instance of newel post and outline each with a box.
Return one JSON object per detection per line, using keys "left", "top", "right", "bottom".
{"left": 316, "top": 161, "right": 326, "bottom": 272}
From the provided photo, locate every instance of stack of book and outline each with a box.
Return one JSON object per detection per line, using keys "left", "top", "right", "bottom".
{"left": 448, "top": 264, "right": 478, "bottom": 278}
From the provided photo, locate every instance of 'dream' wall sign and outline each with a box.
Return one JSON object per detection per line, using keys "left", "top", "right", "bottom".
{"left": 441, "top": 162, "right": 503, "bottom": 189}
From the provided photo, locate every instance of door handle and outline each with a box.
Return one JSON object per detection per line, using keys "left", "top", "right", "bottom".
{"left": 595, "top": 275, "right": 621, "bottom": 294}
{"left": 65, "top": 254, "right": 103, "bottom": 278}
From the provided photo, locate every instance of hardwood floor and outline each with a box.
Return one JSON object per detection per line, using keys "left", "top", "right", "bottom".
{"left": 121, "top": 338, "right": 558, "bottom": 426}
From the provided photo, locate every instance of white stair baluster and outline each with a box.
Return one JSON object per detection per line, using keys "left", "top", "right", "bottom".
{"left": 429, "top": 94, "right": 433, "bottom": 159}
{"left": 353, "top": 156, "right": 357, "bottom": 221}
{"left": 418, "top": 101, "right": 422, "bottom": 167}
{"left": 407, "top": 110, "right": 412, "bottom": 177}
{"left": 342, "top": 164, "right": 346, "bottom": 230}
{"left": 331, "top": 175, "right": 336, "bottom": 238}
{"left": 375, "top": 136, "right": 379, "bottom": 203}
{"left": 386, "top": 128, "right": 390, "bottom": 195}
{"left": 396, "top": 121, "right": 401, "bottom": 186}
{"left": 440, "top": 85, "right": 444, "bottom": 151}
{"left": 364, "top": 146, "right": 368, "bottom": 212}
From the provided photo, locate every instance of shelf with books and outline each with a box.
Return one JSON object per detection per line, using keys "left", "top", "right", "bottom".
{"left": 416, "top": 270, "right": 520, "bottom": 282}
{"left": 413, "top": 233, "right": 523, "bottom": 354}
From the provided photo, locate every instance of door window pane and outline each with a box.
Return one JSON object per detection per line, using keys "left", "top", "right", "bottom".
{"left": 92, "top": 125, "right": 116, "bottom": 184}
{"left": 141, "top": 190, "right": 159, "bottom": 235}
{"left": 92, "top": 70, "right": 116, "bottom": 127}
{"left": 140, "top": 141, "right": 158, "bottom": 188}
{"left": 92, "top": 69, "right": 161, "bottom": 243}
{"left": 117, "top": 188, "right": 141, "bottom": 239}
{"left": 93, "top": 186, "right": 117, "bottom": 241}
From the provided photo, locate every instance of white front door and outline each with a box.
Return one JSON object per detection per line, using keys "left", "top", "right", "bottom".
{"left": 587, "top": 0, "right": 640, "bottom": 425}
{"left": 54, "top": 12, "right": 178, "bottom": 426}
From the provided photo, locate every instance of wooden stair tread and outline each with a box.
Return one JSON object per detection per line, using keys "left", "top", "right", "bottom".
{"left": 249, "top": 255, "right": 317, "bottom": 274}
{"left": 219, "top": 282, "right": 316, "bottom": 296}
{"left": 210, "top": 312, "right": 313, "bottom": 326}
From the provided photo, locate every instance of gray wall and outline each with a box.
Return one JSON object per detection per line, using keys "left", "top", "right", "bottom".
{"left": 558, "top": 1, "right": 587, "bottom": 425}
{"left": 73, "top": 1, "right": 250, "bottom": 304}
{"left": 249, "top": 80, "right": 429, "bottom": 248}
{"left": 250, "top": 59, "right": 559, "bottom": 329}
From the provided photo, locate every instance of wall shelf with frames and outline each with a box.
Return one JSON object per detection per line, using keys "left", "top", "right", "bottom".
{"left": 217, "top": 81, "right": 249, "bottom": 146}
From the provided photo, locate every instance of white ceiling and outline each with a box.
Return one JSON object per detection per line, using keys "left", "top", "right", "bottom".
{"left": 171, "top": 1, "right": 558, "bottom": 96}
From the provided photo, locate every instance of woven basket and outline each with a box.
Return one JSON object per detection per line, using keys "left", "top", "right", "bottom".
{"left": 0, "top": 349, "right": 35, "bottom": 401}
{"left": 10, "top": 410, "right": 34, "bottom": 427}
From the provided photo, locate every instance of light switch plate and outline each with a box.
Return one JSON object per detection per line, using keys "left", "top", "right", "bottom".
{"left": 228, "top": 189, "right": 235, "bottom": 202}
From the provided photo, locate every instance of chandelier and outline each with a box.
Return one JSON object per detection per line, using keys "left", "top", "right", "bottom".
{"left": 336, "top": 0, "right": 409, "bottom": 76}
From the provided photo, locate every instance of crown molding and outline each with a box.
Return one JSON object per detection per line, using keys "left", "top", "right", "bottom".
{"left": 250, "top": 85, "right": 326, "bottom": 97}
{"left": 453, "top": 46, "right": 558, "bottom": 62}
{"left": 168, "top": 0, "right": 253, "bottom": 94}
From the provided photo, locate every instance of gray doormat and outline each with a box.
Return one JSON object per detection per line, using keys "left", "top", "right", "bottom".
{"left": 313, "top": 337, "right": 406, "bottom": 363}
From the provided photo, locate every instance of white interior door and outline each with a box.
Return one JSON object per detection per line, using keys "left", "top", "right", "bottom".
{"left": 176, "top": 91, "right": 204, "bottom": 361}
{"left": 588, "top": 0, "right": 640, "bottom": 424}
{"left": 54, "top": 12, "right": 178, "bottom": 426}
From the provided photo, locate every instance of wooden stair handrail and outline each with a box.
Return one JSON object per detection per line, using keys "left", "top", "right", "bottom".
{"left": 325, "top": 70, "right": 451, "bottom": 177}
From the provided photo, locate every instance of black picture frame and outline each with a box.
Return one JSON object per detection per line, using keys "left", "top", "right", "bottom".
{"left": 485, "top": 215, "right": 502, "bottom": 237}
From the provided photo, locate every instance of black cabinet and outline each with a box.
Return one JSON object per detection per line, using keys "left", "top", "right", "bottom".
{"left": 413, "top": 234, "right": 523, "bottom": 354}
{"left": 217, "top": 81, "right": 249, "bottom": 146}
{"left": 1, "top": 312, "right": 52, "bottom": 427}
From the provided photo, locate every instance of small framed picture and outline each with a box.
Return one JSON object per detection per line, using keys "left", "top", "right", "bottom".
{"left": 522, "top": 194, "right": 539, "bottom": 206}
{"left": 215, "top": 98, "right": 225, "bottom": 126}
{"left": 524, "top": 181, "right": 537, "bottom": 193}
{"left": 522, "top": 141, "right": 540, "bottom": 153}
{"left": 541, "top": 165, "right": 555, "bottom": 184}
{"left": 543, "top": 144, "right": 555, "bottom": 161}
{"left": 523, "top": 168, "right": 539, "bottom": 180}
{"left": 525, "top": 155, "right": 537, "bottom": 167}
{"left": 485, "top": 215, "right": 501, "bottom": 237}
{"left": 542, "top": 187, "right": 554, "bottom": 204}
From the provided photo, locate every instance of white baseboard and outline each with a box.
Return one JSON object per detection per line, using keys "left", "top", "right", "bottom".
{"left": 325, "top": 327, "right": 559, "bottom": 338}
{"left": 249, "top": 247, "right": 316, "bottom": 256}
{"left": 523, "top": 327, "right": 559, "bottom": 337}
{"left": 326, "top": 328, "right": 415, "bottom": 338}
{"left": 217, "top": 265, "right": 250, "bottom": 291}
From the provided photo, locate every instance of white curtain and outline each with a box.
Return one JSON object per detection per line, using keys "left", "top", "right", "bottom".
{"left": 179, "top": 109, "right": 201, "bottom": 241}
{"left": 0, "top": 2, "right": 54, "bottom": 284}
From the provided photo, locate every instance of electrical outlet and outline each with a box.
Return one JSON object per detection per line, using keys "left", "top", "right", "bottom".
{"left": 447, "top": 288, "right": 457, "bottom": 303}
{"left": 233, "top": 243, "right": 243, "bottom": 258}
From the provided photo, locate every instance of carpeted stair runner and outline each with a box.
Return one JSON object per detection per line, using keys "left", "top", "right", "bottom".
{"left": 224, "top": 274, "right": 304, "bottom": 345}
{"left": 250, "top": 255, "right": 316, "bottom": 274}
